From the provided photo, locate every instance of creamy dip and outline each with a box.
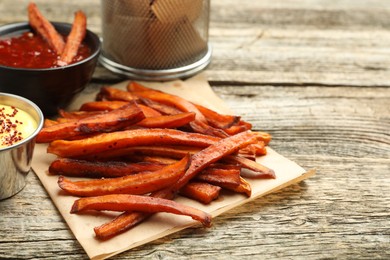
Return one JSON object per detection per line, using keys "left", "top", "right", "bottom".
{"left": 0, "top": 104, "right": 37, "bottom": 148}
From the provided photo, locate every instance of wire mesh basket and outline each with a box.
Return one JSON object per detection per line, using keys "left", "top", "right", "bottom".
{"left": 99, "top": 0, "right": 211, "bottom": 80}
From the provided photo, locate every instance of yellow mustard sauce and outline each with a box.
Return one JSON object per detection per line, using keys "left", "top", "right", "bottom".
{"left": 0, "top": 104, "right": 37, "bottom": 148}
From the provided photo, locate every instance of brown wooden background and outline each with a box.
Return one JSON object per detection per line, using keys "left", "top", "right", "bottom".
{"left": 0, "top": 0, "right": 389, "bottom": 259}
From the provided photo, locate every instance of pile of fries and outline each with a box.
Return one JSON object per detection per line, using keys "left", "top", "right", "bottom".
{"left": 37, "top": 82, "right": 275, "bottom": 240}
{"left": 28, "top": 2, "right": 87, "bottom": 66}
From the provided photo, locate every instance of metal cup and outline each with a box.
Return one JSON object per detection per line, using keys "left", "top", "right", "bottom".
{"left": 0, "top": 93, "right": 44, "bottom": 200}
{"left": 99, "top": 0, "right": 212, "bottom": 80}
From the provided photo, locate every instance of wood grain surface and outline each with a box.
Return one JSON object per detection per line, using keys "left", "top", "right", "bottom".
{"left": 0, "top": 0, "right": 389, "bottom": 259}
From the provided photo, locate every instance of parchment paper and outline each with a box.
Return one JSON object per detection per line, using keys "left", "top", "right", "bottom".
{"left": 31, "top": 73, "right": 315, "bottom": 259}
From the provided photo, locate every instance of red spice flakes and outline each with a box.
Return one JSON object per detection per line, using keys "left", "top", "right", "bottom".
{"left": 0, "top": 106, "right": 25, "bottom": 147}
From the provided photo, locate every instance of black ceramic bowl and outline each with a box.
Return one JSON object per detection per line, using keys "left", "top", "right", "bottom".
{"left": 0, "top": 22, "right": 101, "bottom": 117}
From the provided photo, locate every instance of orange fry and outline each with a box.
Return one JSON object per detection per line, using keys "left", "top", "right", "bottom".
{"left": 194, "top": 104, "right": 240, "bottom": 129}
{"left": 80, "top": 101, "right": 129, "bottom": 112}
{"left": 49, "top": 158, "right": 165, "bottom": 178}
{"left": 77, "top": 145, "right": 198, "bottom": 161}
{"left": 59, "top": 10, "right": 87, "bottom": 65}
{"left": 95, "top": 212, "right": 149, "bottom": 240}
{"left": 228, "top": 177, "right": 252, "bottom": 197}
{"left": 83, "top": 145, "right": 201, "bottom": 160}
{"left": 28, "top": 2, "right": 65, "bottom": 54}
{"left": 136, "top": 112, "right": 195, "bottom": 128}
{"left": 58, "top": 155, "right": 190, "bottom": 197}
{"left": 136, "top": 156, "right": 178, "bottom": 165}
{"left": 140, "top": 97, "right": 183, "bottom": 115}
{"left": 196, "top": 167, "right": 241, "bottom": 189}
{"left": 58, "top": 110, "right": 102, "bottom": 119}
{"left": 79, "top": 101, "right": 162, "bottom": 118}
{"left": 37, "top": 102, "right": 145, "bottom": 143}
{"left": 199, "top": 164, "right": 251, "bottom": 196}
{"left": 43, "top": 118, "right": 59, "bottom": 127}
{"left": 254, "top": 131, "right": 272, "bottom": 145}
{"left": 189, "top": 120, "right": 229, "bottom": 138}
{"left": 71, "top": 194, "right": 212, "bottom": 228}
{"left": 248, "top": 141, "right": 267, "bottom": 156}
{"left": 225, "top": 155, "right": 276, "bottom": 179}
{"left": 223, "top": 120, "right": 253, "bottom": 135}
{"left": 138, "top": 104, "right": 163, "bottom": 117}
{"left": 180, "top": 182, "right": 221, "bottom": 204}
{"left": 97, "top": 86, "right": 140, "bottom": 102}
{"left": 47, "top": 128, "right": 220, "bottom": 158}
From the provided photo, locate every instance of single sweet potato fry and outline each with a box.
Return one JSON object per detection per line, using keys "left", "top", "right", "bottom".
{"left": 195, "top": 167, "right": 241, "bottom": 189}
{"left": 71, "top": 194, "right": 212, "bottom": 227}
{"left": 37, "top": 102, "right": 145, "bottom": 143}
{"left": 59, "top": 109, "right": 102, "bottom": 119}
{"left": 135, "top": 156, "right": 178, "bottom": 165}
{"left": 238, "top": 143, "right": 257, "bottom": 161}
{"left": 136, "top": 112, "right": 195, "bottom": 128}
{"left": 189, "top": 120, "right": 230, "bottom": 138}
{"left": 47, "top": 128, "right": 220, "bottom": 158}
{"left": 238, "top": 140, "right": 268, "bottom": 159}
{"left": 139, "top": 97, "right": 183, "bottom": 115}
{"left": 225, "top": 155, "right": 276, "bottom": 179}
{"left": 180, "top": 182, "right": 221, "bottom": 204}
{"left": 140, "top": 105, "right": 163, "bottom": 117}
{"left": 59, "top": 11, "right": 87, "bottom": 65}
{"left": 49, "top": 158, "right": 165, "bottom": 178}
{"left": 95, "top": 212, "right": 149, "bottom": 240}
{"left": 97, "top": 86, "right": 140, "bottom": 102}
{"left": 253, "top": 131, "right": 272, "bottom": 145}
{"left": 250, "top": 141, "right": 268, "bottom": 156}
{"left": 56, "top": 117, "right": 77, "bottom": 124}
{"left": 28, "top": 2, "right": 65, "bottom": 54}
{"left": 229, "top": 177, "right": 252, "bottom": 197}
{"left": 58, "top": 154, "right": 190, "bottom": 196}
{"left": 83, "top": 145, "right": 201, "bottom": 161}
{"left": 194, "top": 104, "right": 240, "bottom": 129}
{"left": 43, "top": 119, "right": 59, "bottom": 127}
{"left": 199, "top": 165, "right": 251, "bottom": 196}
{"left": 222, "top": 120, "right": 253, "bottom": 135}
{"left": 80, "top": 101, "right": 129, "bottom": 112}
{"left": 72, "top": 103, "right": 163, "bottom": 120}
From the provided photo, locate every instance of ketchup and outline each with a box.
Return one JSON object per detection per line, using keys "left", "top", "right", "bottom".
{"left": 0, "top": 32, "right": 91, "bottom": 69}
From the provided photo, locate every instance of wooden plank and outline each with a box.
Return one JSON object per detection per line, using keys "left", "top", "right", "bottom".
{"left": 0, "top": 85, "right": 388, "bottom": 259}
{"left": 1, "top": 0, "right": 390, "bottom": 85}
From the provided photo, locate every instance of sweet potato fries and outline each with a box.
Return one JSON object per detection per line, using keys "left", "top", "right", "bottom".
{"left": 28, "top": 2, "right": 87, "bottom": 66}
{"left": 38, "top": 81, "right": 275, "bottom": 240}
{"left": 28, "top": 3, "right": 65, "bottom": 54}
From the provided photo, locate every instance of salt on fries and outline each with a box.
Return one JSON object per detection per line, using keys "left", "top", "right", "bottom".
{"left": 37, "top": 82, "right": 275, "bottom": 240}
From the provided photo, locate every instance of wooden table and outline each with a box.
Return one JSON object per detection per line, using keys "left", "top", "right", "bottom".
{"left": 1, "top": 0, "right": 389, "bottom": 259}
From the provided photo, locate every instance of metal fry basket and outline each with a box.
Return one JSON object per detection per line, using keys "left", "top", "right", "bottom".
{"left": 99, "top": 0, "right": 212, "bottom": 80}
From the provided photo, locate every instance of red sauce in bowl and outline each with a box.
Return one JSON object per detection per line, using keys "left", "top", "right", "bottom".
{"left": 0, "top": 32, "right": 91, "bottom": 69}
